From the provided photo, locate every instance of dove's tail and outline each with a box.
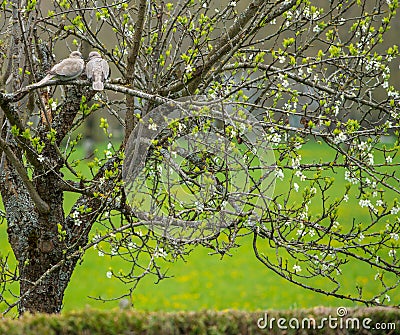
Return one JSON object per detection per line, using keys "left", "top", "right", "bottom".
{"left": 92, "top": 80, "right": 104, "bottom": 91}
{"left": 34, "top": 74, "right": 54, "bottom": 87}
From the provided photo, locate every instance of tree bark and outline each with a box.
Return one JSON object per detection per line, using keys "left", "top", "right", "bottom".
{"left": 124, "top": 0, "right": 147, "bottom": 143}
{"left": 0, "top": 83, "right": 93, "bottom": 314}
{"left": 0, "top": 158, "right": 69, "bottom": 314}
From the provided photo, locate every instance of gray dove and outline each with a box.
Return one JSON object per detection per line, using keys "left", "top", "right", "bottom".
{"left": 35, "top": 51, "right": 84, "bottom": 86}
{"left": 85, "top": 51, "right": 110, "bottom": 91}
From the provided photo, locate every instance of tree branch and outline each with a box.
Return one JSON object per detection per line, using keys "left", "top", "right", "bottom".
{"left": 161, "top": 0, "right": 297, "bottom": 95}
{"left": 222, "top": 62, "right": 391, "bottom": 113}
{"left": 0, "top": 137, "right": 50, "bottom": 214}
{"left": 127, "top": 0, "right": 147, "bottom": 78}
{"left": 125, "top": 0, "right": 148, "bottom": 142}
{"left": 0, "top": 80, "right": 169, "bottom": 105}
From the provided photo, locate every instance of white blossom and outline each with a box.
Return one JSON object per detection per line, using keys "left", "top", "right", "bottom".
{"left": 383, "top": 80, "right": 389, "bottom": 89}
{"left": 391, "top": 206, "right": 400, "bottom": 215}
{"left": 245, "top": 219, "right": 256, "bottom": 228}
{"left": 268, "top": 128, "right": 282, "bottom": 144}
{"left": 332, "top": 104, "right": 340, "bottom": 116}
{"left": 106, "top": 271, "right": 112, "bottom": 279}
{"left": 127, "top": 242, "right": 136, "bottom": 249}
{"left": 148, "top": 123, "right": 158, "bottom": 131}
{"left": 195, "top": 201, "right": 204, "bottom": 212}
{"left": 333, "top": 132, "right": 347, "bottom": 144}
{"left": 154, "top": 247, "right": 168, "bottom": 259}
{"left": 359, "top": 199, "right": 372, "bottom": 208}
{"left": 388, "top": 89, "right": 399, "bottom": 99}
{"left": 291, "top": 156, "right": 301, "bottom": 169}
{"left": 313, "top": 25, "right": 321, "bottom": 33}
{"left": 367, "top": 153, "right": 374, "bottom": 165}
{"left": 299, "top": 211, "right": 308, "bottom": 220}
{"left": 390, "top": 233, "right": 399, "bottom": 241}
{"left": 275, "top": 169, "right": 284, "bottom": 181}
{"left": 51, "top": 101, "right": 58, "bottom": 111}
{"left": 390, "top": 110, "right": 398, "bottom": 119}
{"left": 293, "top": 264, "right": 302, "bottom": 273}
{"left": 277, "top": 73, "right": 289, "bottom": 87}
{"left": 71, "top": 211, "right": 82, "bottom": 226}
{"left": 92, "top": 234, "right": 101, "bottom": 242}
{"left": 185, "top": 64, "right": 194, "bottom": 73}
{"left": 295, "top": 170, "right": 306, "bottom": 181}
{"left": 345, "top": 171, "right": 359, "bottom": 185}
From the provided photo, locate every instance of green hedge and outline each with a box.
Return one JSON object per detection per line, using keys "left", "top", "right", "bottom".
{"left": 0, "top": 307, "right": 398, "bottom": 335}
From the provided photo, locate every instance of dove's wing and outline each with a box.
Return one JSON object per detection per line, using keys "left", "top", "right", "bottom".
{"left": 86, "top": 58, "right": 109, "bottom": 90}
{"left": 33, "top": 53, "right": 84, "bottom": 86}
{"left": 85, "top": 59, "right": 95, "bottom": 80}
{"left": 51, "top": 58, "right": 84, "bottom": 80}
{"left": 100, "top": 59, "right": 110, "bottom": 79}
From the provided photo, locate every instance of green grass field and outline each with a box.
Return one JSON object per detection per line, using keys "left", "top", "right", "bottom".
{"left": 1, "top": 139, "right": 399, "bottom": 313}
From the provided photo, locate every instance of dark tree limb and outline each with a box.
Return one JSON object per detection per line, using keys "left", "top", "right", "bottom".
{"left": 0, "top": 138, "right": 50, "bottom": 214}
{"left": 125, "top": 0, "right": 148, "bottom": 143}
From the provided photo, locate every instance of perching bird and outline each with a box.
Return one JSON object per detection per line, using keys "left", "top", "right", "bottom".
{"left": 85, "top": 51, "right": 110, "bottom": 91}
{"left": 34, "top": 51, "right": 84, "bottom": 86}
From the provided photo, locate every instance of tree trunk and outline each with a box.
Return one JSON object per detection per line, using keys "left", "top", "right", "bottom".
{"left": 0, "top": 138, "right": 117, "bottom": 314}
{"left": 0, "top": 157, "right": 71, "bottom": 314}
